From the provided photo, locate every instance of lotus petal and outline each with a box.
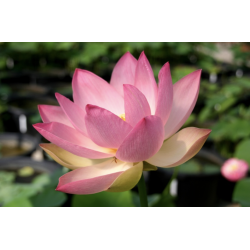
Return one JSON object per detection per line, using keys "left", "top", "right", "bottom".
{"left": 110, "top": 52, "right": 137, "bottom": 96}
{"left": 55, "top": 93, "right": 88, "bottom": 136}
{"left": 123, "top": 84, "right": 151, "bottom": 127}
{"left": 40, "top": 143, "right": 107, "bottom": 170}
{"left": 38, "top": 105, "right": 73, "bottom": 128}
{"left": 164, "top": 70, "right": 201, "bottom": 139}
{"left": 107, "top": 161, "right": 143, "bottom": 192}
{"left": 134, "top": 52, "right": 158, "bottom": 113}
{"left": 146, "top": 127, "right": 211, "bottom": 168}
{"left": 155, "top": 62, "right": 173, "bottom": 125}
{"left": 56, "top": 159, "right": 142, "bottom": 194}
{"left": 33, "top": 122, "right": 115, "bottom": 159}
{"left": 72, "top": 69, "right": 124, "bottom": 115}
{"left": 85, "top": 105, "right": 132, "bottom": 148}
{"left": 116, "top": 115, "right": 164, "bottom": 162}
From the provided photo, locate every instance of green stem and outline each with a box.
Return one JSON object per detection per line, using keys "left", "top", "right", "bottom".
{"left": 137, "top": 172, "right": 148, "bottom": 207}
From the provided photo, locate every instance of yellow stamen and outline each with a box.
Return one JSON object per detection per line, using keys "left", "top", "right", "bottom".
{"left": 119, "top": 113, "right": 126, "bottom": 121}
{"left": 230, "top": 164, "right": 238, "bottom": 171}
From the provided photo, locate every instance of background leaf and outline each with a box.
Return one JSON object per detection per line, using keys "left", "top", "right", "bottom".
{"left": 234, "top": 139, "right": 250, "bottom": 165}
{"left": 233, "top": 178, "right": 250, "bottom": 207}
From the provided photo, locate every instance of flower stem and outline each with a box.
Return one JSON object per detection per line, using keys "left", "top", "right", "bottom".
{"left": 137, "top": 172, "right": 148, "bottom": 207}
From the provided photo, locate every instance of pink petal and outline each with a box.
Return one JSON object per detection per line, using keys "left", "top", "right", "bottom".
{"left": 33, "top": 122, "right": 115, "bottom": 159}
{"left": 116, "top": 115, "right": 164, "bottom": 162}
{"left": 110, "top": 52, "right": 137, "bottom": 97}
{"left": 55, "top": 93, "right": 88, "bottom": 136}
{"left": 155, "top": 62, "right": 173, "bottom": 125}
{"left": 56, "top": 158, "right": 133, "bottom": 194}
{"left": 38, "top": 105, "right": 73, "bottom": 128}
{"left": 85, "top": 105, "right": 133, "bottom": 148}
{"left": 164, "top": 70, "right": 201, "bottom": 139}
{"left": 146, "top": 127, "right": 211, "bottom": 168}
{"left": 221, "top": 158, "right": 249, "bottom": 182}
{"left": 72, "top": 69, "right": 124, "bottom": 116}
{"left": 123, "top": 84, "right": 151, "bottom": 127}
{"left": 134, "top": 52, "right": 158, "bottom": 113}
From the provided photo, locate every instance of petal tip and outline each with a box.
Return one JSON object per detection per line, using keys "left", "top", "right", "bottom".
{"left": 139, "top": 51, "right": 146, "bottom": 59}
{"left": 85, "top": 104, "right": 97, "bottom": 113}
{"left": 204, "top": 128, "right": 212, "bottom": 135}
{"left": 55, "top": 92, "right": 61, "bottom": 99}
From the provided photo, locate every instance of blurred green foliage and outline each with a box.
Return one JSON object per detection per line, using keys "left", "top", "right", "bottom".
{"left": 0, "top": 169, "right": 67, "bottom": 207}
{"left": 233, "top": 178, "right": 250, "bottom": 206}
{"left": 72, "top": 191, "right": 134, "bottom": 207}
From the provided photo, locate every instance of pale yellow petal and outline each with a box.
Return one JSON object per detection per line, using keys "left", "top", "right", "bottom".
{"left": 40, "top": 143, "right": 109, "bottom": 170}
{"left": 146, "top": 127, "right": 211, "bottom": 168}
{"left": 107, "top": 162, "right": 143, "bottom": 192}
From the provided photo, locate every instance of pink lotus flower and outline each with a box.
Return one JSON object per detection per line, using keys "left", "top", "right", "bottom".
{"left": 33, "top": 51, "right": 211, "bottom": 194}
{"left": 221, "top": 158, "right": 248, "bottom": 182}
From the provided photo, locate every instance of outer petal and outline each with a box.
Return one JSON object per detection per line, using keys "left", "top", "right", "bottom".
{"left": 155, "top": 62, "right": 173, "bottom": 125}
{"left": 110, "top": 52, "right": 137, "bottom": 96}
{"left": 33, "top": 122, "right": 115, "bottom": 159}
{"left": 38, "top": 105, "right": 73, "bottom": 128}
{"left": 72, "top": 69, "right": 124, "bottom": 115}
{"left": 85, "top": 105, "right": 133, "bottom": 148}
{"left": 40, "top": 143, "right": 108, "bottom": 170}
{"left": 55, "top": 93, "right": 88, "bottom": 136}
{"left": 116, "top": 115, "right": 164, "bottom": 162}
{"left": 123, "top": 84, "right": 151, "bottom": 127}
{"left": 164, "top": 70, "right": 201, "bottom": 139}
{"left": 107, "top": 161, "right": 143, "bottom": 192}
{"left": 134, "top": 52, "right": 158, "bottom": 113}
{"left": 56, "top": 159, "right": 142, "bottom": 194}
{"left": 146, "top": 127, "right": 211, "bottom": 168}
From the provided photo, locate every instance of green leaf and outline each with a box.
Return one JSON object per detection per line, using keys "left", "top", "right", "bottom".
{"left": 32, "top": 173, "right": 50, "bottom": 187}
{"left": 72, "top": 191, "right": 134, "bottom": 207}
{"left": 234, "top": 139, "right": 250, "bottom": 165}
{"left": 30, "top": 188, "right": 67, "bottom": 207}
{"left": 233, "top": 178, "right": 250, "bottom": 207}
{"left": 210, "top": 119, "right": 250, "bottom": 141}
{"left": 4, "top": 198, "right": 33, "bottom": 207}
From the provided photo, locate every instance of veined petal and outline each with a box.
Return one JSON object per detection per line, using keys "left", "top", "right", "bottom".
{"left": 56, "top": 159, "right": 142, "bottom": 194}
{"left": 33, "top": 122, "right": 115, "bottom": 159}
{"left": 146, "top": 127, "right": 211, "bottom": 168}
{"left": 85, "top": 105, "right": 133, "bottom": 148}
{"left": 116, "top": 115, "right": 164, "bottom": 162}
{"left": 72, "top": 69, "right": 124, "bottom": 115}
{"left": 155, "top": 62, "right": 173, "bottom": 125}
{"left": 134, "top": 52, "right": 158, "bottom": 113}
{"left": 38, "top": 105, "right": 73, "bottom": 128}
{"left": 55, "top": 93, "right": 88, "bottom": 136}
{"left": 40, "top": 143, "right": 108, "bottom": 170}
{"left": 110, "top": 52, "right": 137, "bottom": 97}
{"left": 124, "top": 84, "right": 151, "bottom": 127}
{"left": 164, "top": 70, "right": 201, "bottom": 139}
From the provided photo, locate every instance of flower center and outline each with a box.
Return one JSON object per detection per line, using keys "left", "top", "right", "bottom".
{"left": 229, "top": 164, "right": 238, "bottom": 172}
{"left": 119, "top": 113, "right": 126, "bottom": 121}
